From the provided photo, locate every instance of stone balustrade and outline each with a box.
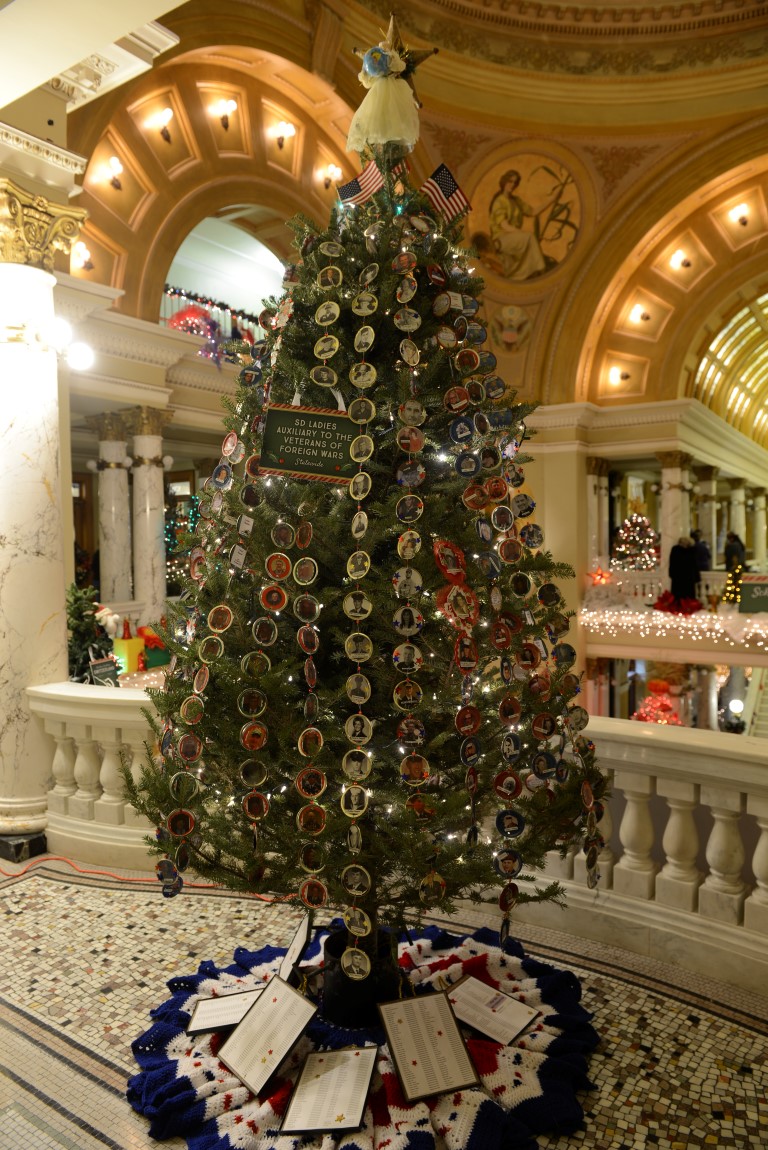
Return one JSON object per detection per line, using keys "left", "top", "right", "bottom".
{"left": 26, "top": 684, "right": 768, "bottom": 993}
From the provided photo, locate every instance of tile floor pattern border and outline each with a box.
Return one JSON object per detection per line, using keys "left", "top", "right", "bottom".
{"left": 0, "top": 857, "right": 766, "bottom": 1150}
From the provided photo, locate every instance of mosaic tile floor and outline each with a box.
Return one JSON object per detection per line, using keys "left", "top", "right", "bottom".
{"left": 0, "top": 856, "right": 766, "bottom": 1150}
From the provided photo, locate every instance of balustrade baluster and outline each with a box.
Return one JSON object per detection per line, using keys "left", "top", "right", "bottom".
{"left": 699, "top": 785, "right": 746, "bottom": 925}
{"left": 68, "top": 730, "right": 103, "bottom": 819}
{"left": 743, "top": 799, "right": 768, "bottom": 934}
{"left": 47, "top": 723, "right": 76, "bottom": 814}
{"left": 655, "top": 780, "right": 701, "bottom": 911}
{"left": 93, "top": 731, "right": 126, "bottom": 825}
{"left": 611, "top": 771, "right": 656, "bottom": 899}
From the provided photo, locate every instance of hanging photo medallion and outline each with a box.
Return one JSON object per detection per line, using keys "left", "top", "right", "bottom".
{"left": 351, "top": 291, "right": 378, "bottom": 316}
{"left": 297, "top": 625, "right": 320, "bottom": 654}
{"left": 260, "top": 584, "right": 288, "bottom": 612}
{"left": 298, "top": 841, "right": 326, "bottom": 873}
{"left": 252, "top": 616, "right": 279, "bottom": 646}
{"left": 296, "top": 766, "right": 327, "bottom": 799}
{"left": 456, "top": 704, "right": 482, "bottom": 736}
{"left": 341, "top": 947, "right": 371, "bottom": 980}
{"left": 237, "top": 688, "right": 267, "bottom": 717}
{"left": 310, "top": 364, "right": 338, "bottom": 387}
{"left": 343, "top": 904, "right": 372, "bottom": 937}
{"left": 346, "top": 672, "right": 371, "bottom": 704}
{"left": 399, "top": 338, "right": 420, "bottom": 366}
{"left": 494, "top": 770, "right": 523, "bottom": 800}
{"left": 349, "top": 471, "right": 372, "bottom": 501}
{"left": 167, "top": 809, "right": 196, "bottom": 838}
{"left": 498, "top": 693, "right": 522, "bottom": 725}
{"left": 397, "top": 529, "right": 422, "bottom": 560}
{"left": 393, "top": 679, "right": 423, "bottom": 710}
{"left": 299, "top": 878, "right": 328, "bottom": 908}
{"left": 313, "top": 333, "right": 340, "bottom": 360}
{"left": 393, "top": 642, "right": 423, "bottom": 674}
{"left": 396, "top": 274, "right": 418, "bottom": 303}
{"left": 392, "top": 605, "right": 424, "bottom": 636}
{"left": 198, "top": 635, "right": 224, "bottom": 663}
{"left": 433, "top": 539, "right": 466, "bottom": 582}
{"left": 348, "top": 397, "right": 376, "bottom": 425}
{"left": 296, "top": 804, "right": 326, "bottom": 835}
{"left": 341, "top": 863, "right": 371, "bottom": 896}
{"left": 396, "top": 494, "right": 423, "bottom": 523}
{"left": 265, "top": 553, "right": 292, "bottom": 581}
{"left": 180, "top": 695, "right": 204, "bottom": 724}
{"left": 293, "top": 594, "right": 321, "bottom": 622}
{"left": 192, "top": 665, "right": 209, "bottom": 694}
{"left": 359, "top": 262, "right": 379, "bottom": 285}
{"left": 346, "top": 550, "right": 371, "bottom": 579}
{"left": 392, "top": 566, "right": 423, "bottom": 598}
{"left": 454, "top": 635, "right": 478, "bottom": 670}
{"left": 341, "top": 784, "right": 369, "bottom": 817}
{"left": 444, "top": 386, "right": 470, "bottom": 413}
{"left": 304, "top": 657, "right": 318, "bottom": 688}
{"left": 241, "top": 760, "right": 268, "bottom": 788}
{"left": 243, "top": 790, "right": 270, "bottom": 821}
{"left": 207, "top": 604, "right": 233, "bottom": 633}
{"left": 400, "top": 753, "right": 429, "bottom": 785}
{"left": 462, "top": 483, "right": 488, "bottom": 510}
{"left": 398, "top": 399, "right": 427, "bottom": 426}
{"left": 398, "top": 716, "right": 426, "bottom": 745}
{"left": 238, "top": 648, "right": 267, "bottom": 679}
{"left": 240, "top": 721, "right": 268, "bottom": 752}
{"left": 343, "top": 590, "right": 373, "bottom": 621}
{"left": 520, "top": 523, "right": 544, "bottom": 548}
{"left": 354, "top": 327, "right": 375, "bottom": 356}
{"left": 293, "top": 557, "right": 318, "bottom": 586}
{"left": 168, "top": 771, "right": 200, "bottom": 804}
{"left": 315, "top": 300, "right": 340, "bottom": 326}
{"left": 342, "top": 747, "right": 371, "bottom": 781}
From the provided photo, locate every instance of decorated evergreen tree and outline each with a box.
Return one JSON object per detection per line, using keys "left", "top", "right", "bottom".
{"left": 611, "top": 512, "right": 659, "bottom": 571}
{"left": 66, "top": 583, "right": 115, "bottom": 681}
{"left": 721, "top": 563, "right": 743, "bottom": 605}
{"left": 631, "top": 679, "right": 683, "bottom": 725}
{"left": 126, "top": 18, "right": 605, "bottom": 995}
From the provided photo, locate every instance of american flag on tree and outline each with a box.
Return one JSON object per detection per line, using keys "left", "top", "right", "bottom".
{"left": 337, "top": 160, "right": 385, "bottom": 205}
{"left": 419, "top": 164, "right": 471, "bottom": 222}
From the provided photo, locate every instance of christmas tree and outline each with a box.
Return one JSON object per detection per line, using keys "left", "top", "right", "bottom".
{"left": 721, "top": 563, "right": 743, "bottom": 605}
{"left": 165, "top": 492, "right": 200, "bottom": 596}
{"left": 631, "top": 679, "right": 683, "bottom": 725}
{"left": 125, "top": 18, "right": 605, "bottom": 991}
{"left": 611, "top": 512, "right": 659, "bottom": 571}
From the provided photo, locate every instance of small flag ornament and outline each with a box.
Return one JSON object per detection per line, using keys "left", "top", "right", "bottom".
{"left": 338, "top": 160, "right": 384, "bottom": 205}
{"left": 420, "top": 164, "right": 471, "bottom": 222}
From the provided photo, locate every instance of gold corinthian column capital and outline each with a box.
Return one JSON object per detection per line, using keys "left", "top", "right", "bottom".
{"left": 0, "top": 177, "right": 87, "bottom": 270}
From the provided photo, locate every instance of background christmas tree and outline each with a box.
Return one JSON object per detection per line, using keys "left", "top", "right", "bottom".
{"left": 611, "top": 512, "right": 659, "bottom": 571}
{"left": 126, "top": 19, "right": 604, "bottom": 984}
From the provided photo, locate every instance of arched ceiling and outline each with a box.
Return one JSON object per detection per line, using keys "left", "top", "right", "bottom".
{"left": 64, "top": 0, "right": 768, "bottom": 445}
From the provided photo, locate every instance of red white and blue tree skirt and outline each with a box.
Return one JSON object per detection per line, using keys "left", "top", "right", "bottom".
{"left": 128, "top": 925, "right": 598, "bottom": 1150}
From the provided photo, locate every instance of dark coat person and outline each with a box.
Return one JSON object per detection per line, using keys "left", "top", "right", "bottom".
{"left": 668, "top": 536, "right": 700, "bottom": 602}
{"left": 724, "top": 532, "right": 746, "bottom": 572}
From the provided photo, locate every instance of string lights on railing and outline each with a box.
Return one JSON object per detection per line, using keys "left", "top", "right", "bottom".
{"left": 579, "top": 604, "right": 768, "bottom": 651}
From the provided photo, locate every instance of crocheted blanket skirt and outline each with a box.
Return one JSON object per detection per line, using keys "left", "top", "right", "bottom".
{"left": 128, "top": 924, "right": 598, "bottom": 1150}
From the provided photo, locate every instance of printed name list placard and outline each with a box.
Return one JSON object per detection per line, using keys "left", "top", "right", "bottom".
{"left": 259, "top": 404, "right": 357, "bottom": 483}
{"left": 447, "top": 976, "right": 541, "bottom": 1046}
{"left": 281, "top": 1046, "right": 378, "bottom": 1134}
{"left": 278, "top": 913, "right": 312, "bottom": 982}
{"left": 218, "top": 977, "right": 317, "bottom": 1096}
{"left": 378, "top": 992, "right": 478, "bottom": 1102}
{"left": 187, "top": 987, "right": 264, "bottom": 1035}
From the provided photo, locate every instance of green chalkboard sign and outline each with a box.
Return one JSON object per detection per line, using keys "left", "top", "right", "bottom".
{"left": 738, "top": 573, "right": 768, "bottom": 614}
{"left": 258, "top": 404, "right": 357, "bottom": 484}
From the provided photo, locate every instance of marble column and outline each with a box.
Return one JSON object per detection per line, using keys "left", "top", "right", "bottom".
{"left": 586, "top": 457, "right": 611, "bottom": 568}
{"left": 695, "top": 667, "right": 719, "bottom": 730}
{"left": 125, "top": 406, "right": 174, "bottom": 626}
{"left": 0, "top": 174, "right": 86, "bottom": 838}
{"left": 656, "top": 451, "right": 694, "bottom": 582}
{"left": 751, "top": 489, "right": 766, "bottom": 571}
{"left": 694, "top": 466, "right": 719, "bottom": 568}
{"left": 84, "top": 412, "right": 132, "bottom": 603}
{"left": 0, "top": 265, "right": 69, "bottom": 832}
{"left": 728, "top": 480, "right": 747, "bottom": 547}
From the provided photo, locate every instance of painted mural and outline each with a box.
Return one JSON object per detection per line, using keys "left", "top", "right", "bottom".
{"left": 469, "top": 155, "right": 580, "bottom": 283}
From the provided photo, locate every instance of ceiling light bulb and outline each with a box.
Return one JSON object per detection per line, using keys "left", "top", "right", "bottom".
{"left": 669, "top": 249, "right": 690, "bottom": 270}
{"left": 274, "top": 121, "right": 296, "bottom": 148}
{"left": 728, "top": 203, "right": 749, "bottom": 226}
{"left": 629, "top": 303, "right": 650, "bottom": 324}
{"left": 66, "top": 341, "right": 95, "bottom": 371}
